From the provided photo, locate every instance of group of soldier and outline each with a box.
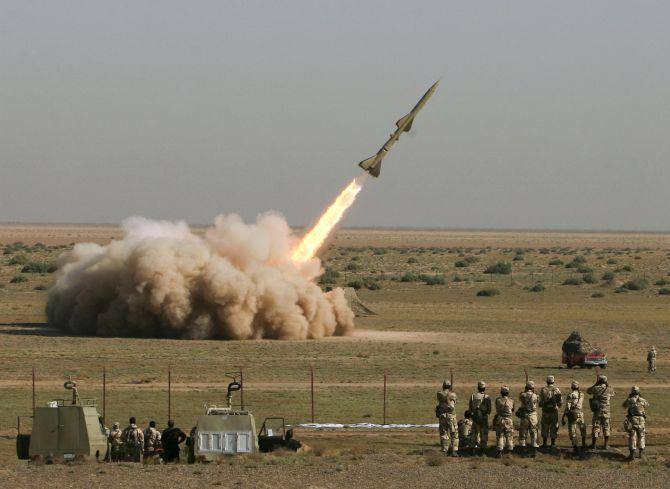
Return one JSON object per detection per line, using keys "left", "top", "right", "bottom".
{"left": 107, "top": 417, "right": 188, "bottom": 463}
{"left": 436, "top": 375, "right": 650, "bottom": 461}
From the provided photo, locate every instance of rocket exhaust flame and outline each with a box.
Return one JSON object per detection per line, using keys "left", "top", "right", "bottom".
{"left": 291, "top": 176, "right": 364, "bottom": 262}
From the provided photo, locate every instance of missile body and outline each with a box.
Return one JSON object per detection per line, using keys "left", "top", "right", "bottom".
{"left": 358, "top": 80, "right": 439, "bottom": 177}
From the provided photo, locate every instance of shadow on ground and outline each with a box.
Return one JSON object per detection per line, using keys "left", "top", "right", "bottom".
{"left": 0, "top": 322, "right": 66, "bottom": 337}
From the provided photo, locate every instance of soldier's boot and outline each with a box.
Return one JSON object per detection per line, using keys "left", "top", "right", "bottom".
{"left": 451, "top": 450, "right": 459, "bottom": 458}
{"left": 627, "top": 450, "right": 635, "bottom": 461}
{"left": 541, "top": 436, "right": 548, "bottom": 449}
{"left": 550, "top": 438, "right": 557, "bottom": 449}
{"left": 495, "top": 449, "right": 502, "bottom": 459}
{"left": 590, "top": 436, "right": 597, "bottom": 449}
{"left": 603, "top": 436, "right": 610, "bottom": 450}
{"left": 572, "top": 445, "right": 579, "bottom": 457}
{"left": 581, "top": 437, "right": 587, "bottom": 457}
{"left": 638, "top": 449, "right": 644, "bottom": 459}
{"left": 530, "top": 446, "right": 537, "bottom": 458}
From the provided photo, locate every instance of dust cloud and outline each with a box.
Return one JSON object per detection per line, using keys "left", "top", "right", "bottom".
{"left": 46, "top": 214, "right": 354, "bottom": 340}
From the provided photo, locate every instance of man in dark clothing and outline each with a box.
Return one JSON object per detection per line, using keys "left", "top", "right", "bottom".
{"left": 161, "top": 419, "right": 187, "bottom": 463}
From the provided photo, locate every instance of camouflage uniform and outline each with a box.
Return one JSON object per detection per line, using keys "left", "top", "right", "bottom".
{"left": 107, "top": 422, "right": 124, "bottom": 461}
{"left": 647, "top": 347, "right": 656, "bottom": 373}
{"left": 494, "top": 386, "right": 515, "bottom": 457}
{"left": 468, "top": 381, "right": 491, "bottom": 453}
{"left": 143, "top": 423, "right": 162, "bottom": 462}
{"left": 518, "top": 382, "right": 540, "bottom": 456}
{"left": 539, "top": 376, "right": 562, "bottom": 447}
{"left": 436, "top": 381, "right": 459, "bottom": 456}
{"left": 457, "top": 413, "right": 473, "bottom": 452}
{"left": 622, "top": 386, "right": 649, "bottom": 460}
{"left": 587, "top": 375, "right": 615, "bottom": 449}
{"left": 563, "top": 381, "right": 587, "bottom": 455}
{"left": 121, "top": 420, "right": 144, "bottom": 462}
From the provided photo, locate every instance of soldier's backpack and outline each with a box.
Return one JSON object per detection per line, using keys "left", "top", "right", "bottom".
{"left": 124, "top": 428, "right": 141, "bottom": 449}
{"left": 470, "top": 394, "right": 483, "bottom": 411}
{"left": 627, "top": 399, "right": 646, "bottom": 418}
{"left": 544, "top": 390, "right": 556, "bottom": 408}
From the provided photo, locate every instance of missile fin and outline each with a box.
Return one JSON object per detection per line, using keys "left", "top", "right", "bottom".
{"left": 395, "top": 113, "right": 414, "bottom": 132}
{"left": 358, "top": 156, "right": 381, "bottom": 177}
{"left": 358, "top": 155, "right": 377, "bottom": 171}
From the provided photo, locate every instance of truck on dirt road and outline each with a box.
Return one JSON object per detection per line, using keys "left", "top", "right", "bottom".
{"left": 561, "top": 331, "right": 608, "bottom": 369}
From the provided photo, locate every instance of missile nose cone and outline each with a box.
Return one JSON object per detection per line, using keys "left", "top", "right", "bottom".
{"left": 430, "top": 80, "right": 440, "bottom": 91}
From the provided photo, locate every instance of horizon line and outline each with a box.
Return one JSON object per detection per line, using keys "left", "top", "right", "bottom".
{"left": 0, "top": 220, "right": 668, "bottom": 236}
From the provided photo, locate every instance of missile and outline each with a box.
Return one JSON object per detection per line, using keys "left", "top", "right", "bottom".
{"left": 358, "top": 80, "right": 439, "bottom": 177}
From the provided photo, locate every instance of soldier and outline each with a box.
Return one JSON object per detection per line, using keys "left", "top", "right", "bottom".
{"left": 143, "top": 420, "right": 162, "bottom": 462}
{"left": 121, "top": 416, "right": 144, "bottom": 462}
{"left": 622, "top": 386, "right": 650, "bottom": 460}
{"left": 493, "top": 385, "right": 515, "bottom": 458}
{"left": 539, "top": 375, "right": 562, "bottom": 450}
{"left": 518, "top": 381, "right": 540, "bottom": 457}
{"left": 587, "top": 374, "right": 615, "bottom": 449}
{"left": 162, "top": 419, "right": 188, "bottom": 463}
{"left": 108, "top": 422, "right": 124, "bottom": 462}
{"left": 468, "top": 380, "right": 492, "bottom": 455}
{"left": 457, "top": 411, "right": 474, "bottom": 455}
{"left": 435, "top": 380, "right": 459, "bottom": 457}
{"left": 647, "top": 347, "right": 657, "bottom": 373}
{"left": 562, "top": 380, "right": 587, "bottom": 456}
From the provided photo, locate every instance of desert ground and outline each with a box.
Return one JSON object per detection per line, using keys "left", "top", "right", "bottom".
{"left": 1, "top": 224, "right": 669, "bottom": 487}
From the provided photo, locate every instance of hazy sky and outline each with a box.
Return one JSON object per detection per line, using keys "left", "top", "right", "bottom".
{"left": 1, "top": 1, "right": 669, "bottom": 231}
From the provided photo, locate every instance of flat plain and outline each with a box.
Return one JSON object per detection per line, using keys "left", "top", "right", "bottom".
{"left": 1, "top": 224, "right": 669, "bottom": 488}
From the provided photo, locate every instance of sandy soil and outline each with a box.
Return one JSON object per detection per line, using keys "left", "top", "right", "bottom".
{"left": 2, "top": 452, "right": 669, "bottom": 489}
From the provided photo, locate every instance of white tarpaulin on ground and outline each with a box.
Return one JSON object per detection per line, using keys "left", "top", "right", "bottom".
{"left": 299, "top": 423, "right": 438, "bottom": 429}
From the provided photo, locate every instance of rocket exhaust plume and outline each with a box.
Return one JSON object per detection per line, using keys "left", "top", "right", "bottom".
{"left": 46, "top": 213, "right": 355, "bottom": 340}
{"left": 291, "top": 176, "right": 364, "bottom": 263}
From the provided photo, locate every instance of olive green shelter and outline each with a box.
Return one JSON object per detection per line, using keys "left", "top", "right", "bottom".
{"left": 19, "top": 381, "right": 107, "bottom": 462}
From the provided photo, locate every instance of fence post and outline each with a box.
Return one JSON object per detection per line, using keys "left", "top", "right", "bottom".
{"left": 383, "top": 372, "right": 387, "bottom": 425}
{"left": 240, "top": 368, "right": 244, "bottom": 410}
{"left": 310, "top": 365, "right": 315, "bottom": 423}
{"left": 32, "top": 366, "right": 36, "bottom": 417}
{"left": 168, "top": 365, "right": 171, "bottom": 421}
{"left": 102, "top": 366, "right": 106, "bottom": 425}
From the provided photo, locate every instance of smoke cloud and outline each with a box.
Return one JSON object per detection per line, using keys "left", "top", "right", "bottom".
{"left": 46, "top": 213, "right": 355, "bottom": 340}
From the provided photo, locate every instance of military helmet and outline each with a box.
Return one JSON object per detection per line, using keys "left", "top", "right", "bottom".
{"left": 571, "top": 380, "right": 579, "bottom": 390}
{"left": 546, "top": 375, "right": 555, "bottom": 384}
{"left": 500, "top": 385, "right": 510, "bottom": 395}
{"left": 525, "top": 381, "right": 535, "bottom": 390}
{"left": 442, "top": 380, "right": 451, "bottom": 390}
{"left": 112, "top": 422, "right": 120, "bottom": 429}
{"left": 631, "top": 386, "right": 640, "bottom": 395}
{"left": 477, "top": 380, "right": 486, "bottom": 390}
{"left": 598, "top": 375, "right": 607, "bottom": 384}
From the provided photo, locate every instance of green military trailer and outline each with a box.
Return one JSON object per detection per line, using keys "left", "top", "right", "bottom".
{"left": 17, "top": 380, "right": 108, "bottom": 463}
